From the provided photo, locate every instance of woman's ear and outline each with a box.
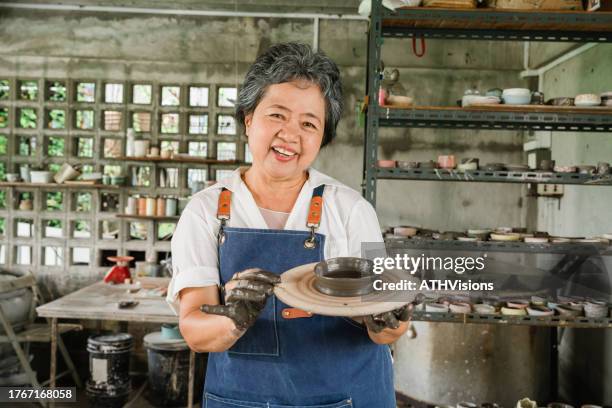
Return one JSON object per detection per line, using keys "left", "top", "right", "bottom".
{"left": 244, "top": 113, "right": 253, "bottom": 137}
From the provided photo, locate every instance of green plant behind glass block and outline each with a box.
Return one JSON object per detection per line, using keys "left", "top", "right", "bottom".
{"left": 19, "top": 137, "right": 36, "bottom": 156}
{"left": 77, "top": 138, "right": 93, "bottom": 157}
{"left": 49, "top": 163, "right": 61, "bottom": 173}
{"left": 0, "top": 109, "right": 7, "bottom": 128}
{"left": 0, "top": 135, "right": 7, "bottom": 155}
{"left": 48, "top": 81, "right": 66, "bottom": 101}
{"left": 46, "top": 191, "right": 63, "bottom": 211}
{"left": 48, "top": 110, "right": 65, "bottom": 129}
{"left": 75, "top": 110, "right": 94, "bottom": 129}
{"left": 20, "top": 81, "right": 38, "bottom": 100}
{"left": 48, "top": 137, "right": 65, "bottom": 157}
{"left": 76, "top": 192, "right": 92, "bottom": 212}
{"left": 19, "top": 109, "right": 37, "bottom": 129}
{"left": 0, "top": 191, "right": 6, "bottom": 209}
{"left": 0, "top": 80, "right": 9, "bottom": 100}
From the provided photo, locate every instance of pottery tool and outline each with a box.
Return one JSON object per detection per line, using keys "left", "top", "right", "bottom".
{"left": 274, "top": 262, "right": 410, "bottom": 317}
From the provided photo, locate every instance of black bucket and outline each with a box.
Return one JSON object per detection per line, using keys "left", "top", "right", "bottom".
{"left": 86, "top": 381, "right": 130, "bottom": 408}
{"left": 144, "top": 331, "right": 206, "bottom": 407}
{"left": 86, "top": 333, "right": 133, "bottom": 408}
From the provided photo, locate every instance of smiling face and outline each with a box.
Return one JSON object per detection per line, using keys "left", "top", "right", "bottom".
{"left": 244, "top": 80, "right": 326, "bottom": 182}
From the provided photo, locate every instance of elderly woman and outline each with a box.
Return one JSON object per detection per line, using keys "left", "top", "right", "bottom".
{"left": 168, "top": 42, "right": 409, "bottom": 408}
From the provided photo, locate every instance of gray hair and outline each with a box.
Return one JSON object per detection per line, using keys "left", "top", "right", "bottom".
{"left": 236, "top": 42, "right": 343, "bottom": 147}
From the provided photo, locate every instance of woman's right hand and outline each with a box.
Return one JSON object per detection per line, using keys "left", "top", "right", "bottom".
{"left": 200, "top": 269, "right": 280, "bottom": 332}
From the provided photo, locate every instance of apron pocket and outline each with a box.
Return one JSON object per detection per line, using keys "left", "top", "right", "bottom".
{"left": 204, "top": 393, "right": 353, "bottom": 408}
{"left": 270, "top": 398, "right": 353, "bottom": 408}
{"left": 228, "top": 296, "right": 279, "bottom": 356}
{"left": 204, "top": 392, "right": 266, "bottom": 407}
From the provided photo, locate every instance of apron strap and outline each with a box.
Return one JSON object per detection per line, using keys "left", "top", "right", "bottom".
{"left": 304, "top": 185, "right": 325, "bottom": 249}
{"left": 217, "top": 188, "right": 231, "bottom": 244}
{"left": 216, "top": 185, "right": 326, "bottom": 248}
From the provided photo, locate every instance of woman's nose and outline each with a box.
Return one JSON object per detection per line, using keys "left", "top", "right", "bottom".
{"left": 277, "top": 119, "right": 301, "bottom": 143}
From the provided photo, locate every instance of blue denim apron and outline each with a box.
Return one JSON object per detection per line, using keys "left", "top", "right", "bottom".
{"left": 203, "top": 185, "right": 396, "bottom": 408}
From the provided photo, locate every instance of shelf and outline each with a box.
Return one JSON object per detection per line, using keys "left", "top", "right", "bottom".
{"left": 116, "top": 214, "right": 180, "bottom": 221}
{"left": 0, "top": 182, "right": 120, "bottom": 189}
{"left": 410, "top": 311, "right": 612, "bottom": 328}
{"left": 380, "top": 8, "right": 612, "bottom": 42}
{"left": 378, "top": 105, "right": 612, "bottom": 132}
{"left": 377, "top": 167, "right": 612, "bottom": 186}
{"left": 384, "top": 237, "right": 612, "bottom": 255}
{"left": 117, "top": 156, "right": 242, "bottom": 165}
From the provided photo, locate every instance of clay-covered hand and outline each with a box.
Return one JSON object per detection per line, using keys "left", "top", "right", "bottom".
{"left": 200, "top": 269, "right": 281, "bottom": 331}
{"left": 363, "top": 303, "right": 413, "bottom": 334}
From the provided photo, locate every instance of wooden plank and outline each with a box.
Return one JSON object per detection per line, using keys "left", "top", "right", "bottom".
{"left": 384, "top": 9, "right": 612, "bottom": 32}
{"left": 0, "top": 182, "right": 119, "bottom": 189}
{"left": 36, "top": 278, "right": 178, "bottom": 323}
{"left": 116, "top": 156, "right": 241, "bottom": 165}
{"left": 116, "top": 214, "right": 180, "bottom": 221}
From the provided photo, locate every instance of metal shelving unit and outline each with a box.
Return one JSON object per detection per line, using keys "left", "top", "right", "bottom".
{"left": 377, "top": 167, "right": 612, "bottom": 185}
{"left": 384, "top": 237, "right": 612, "bottom": 255}
{"left": 363, "top": 1, "right": 612, "bottom": 205}
{"left": 363, "top": 0, "right": 612, "bottom": 348}
{"left": 410, "top": 311, "right": 612, "bottom": 328}
{"left": 380, "top": 8, "right": 612, "bottom": 42}
{"left": 379, "top": 106, "right": 612, "bottom": 132}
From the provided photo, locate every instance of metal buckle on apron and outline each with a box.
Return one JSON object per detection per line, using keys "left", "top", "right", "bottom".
{"left": 303, "top": 226, "right": 317, "bottom": 249}
{"left": 218, "top": 218, "right": 227, "bottom": 245}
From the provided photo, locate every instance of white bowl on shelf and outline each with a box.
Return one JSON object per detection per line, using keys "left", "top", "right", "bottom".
{"left": 30, "top": 171, "right": 53, "bottom": 184}
{"left": 502, "top": 88, "right": 531, "bottom": 105}
{"left": 575, "top": 93, "right": 601, "bottom": 107}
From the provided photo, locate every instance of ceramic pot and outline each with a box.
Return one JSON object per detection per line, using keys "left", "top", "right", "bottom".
{"left": 501, "top": 306, "right": 526, "bottom": 316}
{"left": 425, "top": 303, "right": 449, "bottom": 313}
{"left": 5, "top": 173, "right": 20, "bottom": 182}
{"left": 134, "top": 140, "right": 150, "bottom": 157}
{"left": 54, "top": 163, "right": 81, "bottom": 184}
{"left": 377, "top": 160, "right": 396, "bottom": 168}
{"left": 596, "top": 162, "right": 610, "bottom": 175}
{"left": 19, "top": 166, "right": 30, "bottom": 182}
{"left": 539, "top": 159, "right": 555, "bottom": 171}
{"left": 473, "top": 304, "right": 496, "bottom": 315}
{"left": 574, "top": 93, "right": 601, "bottom": 107}
{"left": 19, "top": 199, "right": 33, "bottom": 211}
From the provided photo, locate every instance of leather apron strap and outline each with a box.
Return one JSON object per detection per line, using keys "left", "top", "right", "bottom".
{"left": 216, "top": 184, "right": 326, "bottom": 249}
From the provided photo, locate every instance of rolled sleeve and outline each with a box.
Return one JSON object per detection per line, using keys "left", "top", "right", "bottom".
{"left": 347, "top": 198, "right": 384, "bottom": 257}
{"left": 166, "top": 204, "right": 220, "bottom": 315}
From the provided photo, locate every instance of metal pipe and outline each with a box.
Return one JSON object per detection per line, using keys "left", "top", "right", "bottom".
{"left": 0, "top": 2, "right": 368, "bottom": 21}
{"left": 313, "top": 16, "right": 320, "bottom": 51}
{"left": 520, "top": 42, "right": 599, "bottom": 90}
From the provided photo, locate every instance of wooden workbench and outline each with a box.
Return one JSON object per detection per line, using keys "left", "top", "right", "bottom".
{"left": 36, "top": 277, "right": 197, "bottom": 408}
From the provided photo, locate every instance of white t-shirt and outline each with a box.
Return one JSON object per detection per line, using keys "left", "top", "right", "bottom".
{"left": 166, "top": 167, "right": 383, "bottom": 314}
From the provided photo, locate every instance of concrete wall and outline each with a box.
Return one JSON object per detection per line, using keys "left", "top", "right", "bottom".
{"left": 534, "top": 43, "right": 612, "bottom": 404}
{"left": 1, "top": 3, "right": 529, "bottom": 283}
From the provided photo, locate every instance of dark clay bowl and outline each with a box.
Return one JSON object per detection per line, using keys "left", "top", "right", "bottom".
{"left": 314, "top": 257, "right": 375, "bottom": 297}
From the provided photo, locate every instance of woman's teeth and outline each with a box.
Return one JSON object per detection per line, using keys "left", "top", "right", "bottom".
{"left": 272, "top": 146, "right": 296, "bottom": 157}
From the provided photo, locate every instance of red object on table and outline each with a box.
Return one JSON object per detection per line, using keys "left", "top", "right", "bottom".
{"left": 104, "top": 256, "right": 134, "bottom": 284}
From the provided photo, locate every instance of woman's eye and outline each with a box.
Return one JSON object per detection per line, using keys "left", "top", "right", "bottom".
{"left": 270, "top": 113, "right": 283, "bottom": 119}
{"left": 303, "top": 122, "right": 316, "bottom": 129}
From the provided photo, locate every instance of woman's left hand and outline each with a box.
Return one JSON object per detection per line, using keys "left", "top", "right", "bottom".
{"left": 362, "top": 304, "right": 412, "bottom": 344}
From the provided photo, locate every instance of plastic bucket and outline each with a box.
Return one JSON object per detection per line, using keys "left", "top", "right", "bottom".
{"left": 144, "top": 331, "right": 205, "bottom": 407}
